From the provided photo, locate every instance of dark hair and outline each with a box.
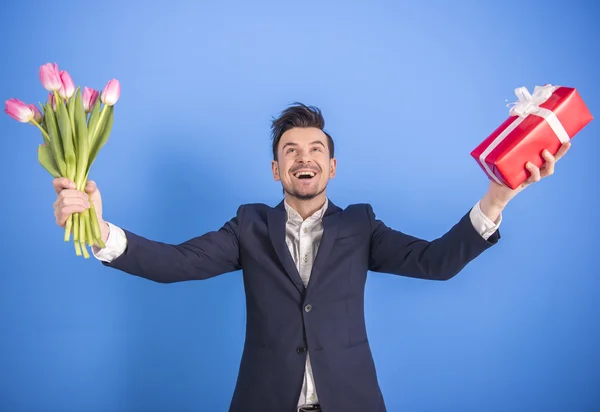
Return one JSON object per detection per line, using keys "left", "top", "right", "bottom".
{"left": 270, "top": 102, "right": 335, "bottom": 160}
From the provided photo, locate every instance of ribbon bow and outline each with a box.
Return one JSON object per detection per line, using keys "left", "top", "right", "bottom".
{"left": 507, "top": 84, "right": 557, "bottom": 117}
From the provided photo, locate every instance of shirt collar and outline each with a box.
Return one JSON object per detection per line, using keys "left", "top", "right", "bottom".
{"left": 284, "top": 198, "right": 329, "bottom": 223}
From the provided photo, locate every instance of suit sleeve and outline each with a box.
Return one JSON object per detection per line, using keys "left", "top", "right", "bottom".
{"left": 101, "top": 205, "right": 244, "bottom": 283}
{"left": 367, "top": 204, "right": 500, "bottom": 281}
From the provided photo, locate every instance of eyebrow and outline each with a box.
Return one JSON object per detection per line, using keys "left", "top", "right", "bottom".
{"left": 282, "top": 140, "right": 326, "bottom": 149}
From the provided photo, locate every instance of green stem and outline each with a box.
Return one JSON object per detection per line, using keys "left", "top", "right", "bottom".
{"left": 74, "top": 230, "right": 82, "bottom": 256}
{"left": 54, "top": 90, "right": 76, "bottom": 182}
{"left": 79, "top": 212, "right": 86, "bottom": 247}
{"left": 79, "top": 210, "right": 91, "bottom": 259}
{"left": 74, "top": 89, "right": 89, "bottom": 190}
{"left": 81, "top": 241, "right": 90, "bottom": 259}
{"left": 85, "top": 209, "right": 94, "bottom": 247}
{"left": 73, "top": 211, "right": 80, "bottom": 243}
{"left": 53, "top": 90, "right": 61, "bottom": 110}
{"left": 30, "top": 119, "right": 51, "bottom": 142}
{"left": 89, "top": 201, "right": 105, "bottom": 248}
{"left": 80, "top": 169, "right": 105, "bottom": 249}
{"left": 89, "top": 105, "right": 109, "bottom": 146}
{"left": 64, "top": 215, "right": 73, "bottom": 242}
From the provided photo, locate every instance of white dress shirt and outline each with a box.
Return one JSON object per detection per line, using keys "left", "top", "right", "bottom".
{"left": 93, "top": 200, "right": 500, "bottom": 408}
{"left": 284, "top": 199, "right": 328, "bottom": 407}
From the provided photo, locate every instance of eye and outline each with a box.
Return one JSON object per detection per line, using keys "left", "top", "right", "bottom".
{"left": 286, "top": 148, "right": 296, "bottom": 154}
{"left": 311, "top": 147, "right": 321, "bottom": 152}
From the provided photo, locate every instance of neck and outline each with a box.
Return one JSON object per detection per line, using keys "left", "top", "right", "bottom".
{"left": 284, "top": 192, "right": 327, "bottom": 220}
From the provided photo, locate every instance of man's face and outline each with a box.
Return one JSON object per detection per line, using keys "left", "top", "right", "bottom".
{"left": 271, "top": 127, "right": 336, "bottom": 201}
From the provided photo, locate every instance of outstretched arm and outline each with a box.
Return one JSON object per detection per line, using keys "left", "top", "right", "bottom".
{"left": 52, "top": 177, "right": 243, "bottom": 283}
{"left": 97, "top": 206, "right": 244, "bottom": 283}
{"left": 368, "top": 141, "right": 568, "bottom": 280}
{"left": 368, "top": 203, "right": 499, "bottom": 281}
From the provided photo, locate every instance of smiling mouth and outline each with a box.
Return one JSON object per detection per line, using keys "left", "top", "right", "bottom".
{"left": 293, "top": 171, "right": 317, "bottom": 179}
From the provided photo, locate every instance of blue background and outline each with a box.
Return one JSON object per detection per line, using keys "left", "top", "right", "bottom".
{"left": 1, "top": 0, "right": 598, "bottom": 411}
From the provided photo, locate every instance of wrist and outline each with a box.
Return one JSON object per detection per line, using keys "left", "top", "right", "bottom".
{"left": 480, "top": 191, "right": 507, "bottom": 222}
{"left": 102, "top": 220, "right": 110, "bottom": 242}
{"left": 96, "top": 220, "right": 110, "bottom": 249}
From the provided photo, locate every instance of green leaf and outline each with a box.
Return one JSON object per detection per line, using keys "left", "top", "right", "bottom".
{"left": 73, "top": 88, "right": 89, "bottom": 185}
{"left": 87, "top": 98, "right": 101, "bottom": 144}
{"left": 43, "top": 103, "right": 67, "bottom": 177}
{"left": 67, "top": 92, "right": 77, "bottom": 152}
{"left": 67, "top": 93, "right": 76, "bottom": 121}
{"left": 41, "top": 129, "right": 51, "bottom": 147}
{"left": 56, "top": 98, "right": 76, "bottom": 181}
{"left": 38, "top": 144, "right": 61, "bottom": 178}
{"left": 87, "top": 105, "right": 114, "bottom": 174}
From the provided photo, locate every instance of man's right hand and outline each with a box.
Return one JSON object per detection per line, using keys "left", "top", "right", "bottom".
{"left": 52, "top": 178, "right": 109, "bottom": 246}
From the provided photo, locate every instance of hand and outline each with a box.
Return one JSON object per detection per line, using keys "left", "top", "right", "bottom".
{"left": 52, "top": 178, "right": 109, "bottom": 244}
{"left": 480, "top": 141, "right": 571, "bottom": 220}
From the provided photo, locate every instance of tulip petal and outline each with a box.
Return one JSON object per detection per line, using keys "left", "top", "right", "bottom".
{"left": 82, "top": 87, "right": 99, "bottom": 112}
{"left": 30, "top": 104, "right": 43, "bottom": 123}
{"left": 59, "top": 70, "right": 76, "bottom": 99}
{"left": 101, "top": 79, "right": 120, "bottom": 106}
{"left": 4, "top": 98, "right": 34, "bottom": 123}
{"left": 39, "top": 63, "right": 62, "bottom": 91}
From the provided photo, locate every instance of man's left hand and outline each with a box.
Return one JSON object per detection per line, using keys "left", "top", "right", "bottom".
{"left": 479, "top": 141, "right": 571, "bottom": 221}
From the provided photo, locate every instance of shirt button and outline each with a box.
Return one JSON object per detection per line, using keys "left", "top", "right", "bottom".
{"left": 303, "top": 227, "right": 308, "bottom": 233}
{"left": 303, "top": 255, "right": 308, "bottom": 263}
{"left": 310, "top": 394, "right": 317, "bottom": 401}
{"left": 304, "top": 304, "right": 312, "bottom": 312}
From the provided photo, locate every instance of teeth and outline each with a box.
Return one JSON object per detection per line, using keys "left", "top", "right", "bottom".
{"left": 294, "top": 171, "right": 316, "bottom": 178}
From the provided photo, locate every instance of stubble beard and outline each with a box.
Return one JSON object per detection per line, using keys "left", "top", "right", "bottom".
{"left": 284, "top": 183, "right": 327, "bottom": 201}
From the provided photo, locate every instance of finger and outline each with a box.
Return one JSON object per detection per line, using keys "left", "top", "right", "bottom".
{"left": 57, "top": 195, "right": 91, "bottom": 209}
{"left": 54, "top": 196, "right": 90, "bottom": 216}
{"left": 526, "top": 161, "right": 541, "bottom": 183}
{"left": 52, "top": 177, "right": 76, "bottom": 195}
{"left": 56, "top": 189, "right": 89, "bottom": 205}
{"left": 554, "top": 141, "right": 571, "bottom": 161}
{"left": 56, "top": 205, "right": 89, "bottom": 227}
{"left": 541, "top": 149, "right": 556, "bottom": 177}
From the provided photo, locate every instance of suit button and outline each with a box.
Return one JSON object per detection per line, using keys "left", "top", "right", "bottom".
{"left": 304, "top": 304, "right": 312, "bottom": 312}
{"left": 297, "top": 346, "right": 306, "bottom": 354}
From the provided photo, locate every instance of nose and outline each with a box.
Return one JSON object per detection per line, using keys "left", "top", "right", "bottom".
{"left": 298, "top": 149, "right": 313, "bottom": 162}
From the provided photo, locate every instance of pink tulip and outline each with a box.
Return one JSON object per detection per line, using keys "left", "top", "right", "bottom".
{"left": 39, "top": 63, "right": 62, "bottom": 91}
{"left": 48, "top": 93, "right": 56, "bottom": 111}
{"left": 58, "top": 70, "right": 75, "bottom": 99}
{"left": 82, "top": 87, "right": 99, "bottom": 112}
{"left": 30, "top": 104, "right": 43, "bottom": 123}
{"left": 4, "top": 98, "right": 35, "bottom": 123}
{"left": 101, "top": 79, "right": 120, "bottom": 106}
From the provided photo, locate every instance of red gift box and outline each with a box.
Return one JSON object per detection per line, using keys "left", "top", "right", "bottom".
{"left": 471, "top": 85, "right": 593, "bottom": 189}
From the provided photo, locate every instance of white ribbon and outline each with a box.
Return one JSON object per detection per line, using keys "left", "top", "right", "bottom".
{"left": 508, "top": 84, "right": 555, "bottom": 115}
{"left": 479, "top": 84, "right": 570, "bottom": 185}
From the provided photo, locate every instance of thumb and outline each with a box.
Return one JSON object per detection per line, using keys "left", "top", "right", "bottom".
{"left": 85, "top": 180, "right": 98, "bottom": 195}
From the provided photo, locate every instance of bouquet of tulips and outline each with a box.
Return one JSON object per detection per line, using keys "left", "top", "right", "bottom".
{"left": 4, "top": 62, "right": 120, "bottom": 258}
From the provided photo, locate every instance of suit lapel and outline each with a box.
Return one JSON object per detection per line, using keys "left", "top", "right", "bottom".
{"left": 267, "top": 202, "right": 305, "bottom": 294}
{"left": 307, "top": 201, "right": 341, "bottom": 292}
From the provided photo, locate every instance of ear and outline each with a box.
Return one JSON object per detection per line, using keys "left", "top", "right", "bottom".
{"left": 329, "top": 158, "right": 337, "bottom": 179}
{"left": 272, "top": 160, "right": 281, "bottom": 181}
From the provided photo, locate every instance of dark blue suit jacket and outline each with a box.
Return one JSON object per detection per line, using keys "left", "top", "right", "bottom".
{"left": 102, "top": 200, "right": 499, "bottom": 411}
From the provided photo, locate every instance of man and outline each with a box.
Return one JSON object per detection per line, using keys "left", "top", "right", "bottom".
{"left": 52, "top": 103, "right": 568, "bottom": 411}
